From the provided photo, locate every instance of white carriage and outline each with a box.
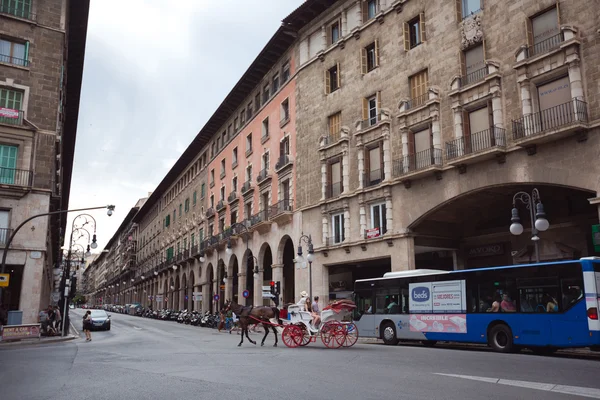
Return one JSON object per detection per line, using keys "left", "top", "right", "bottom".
{"left": 280, "top": 300, "right": 359, "bottom": 348}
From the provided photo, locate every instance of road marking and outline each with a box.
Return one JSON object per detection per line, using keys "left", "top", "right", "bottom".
{"left": 134, "top": 327, "right": 142, "bottom": 330}
{"left": 434, "top": 373, "right": 600, "bottom": 399}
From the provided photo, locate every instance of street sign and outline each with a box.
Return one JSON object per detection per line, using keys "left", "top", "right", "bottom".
{"left": 242, "top": 290, "right": 250, "bottom": 298}
{"left": 213, "top": 294, "right": 219, "bottom": 301}
{"left": 193, "top": 292, "right": 202, "bottom": 301}
{"left": 0, "top": 273, "right": 9, "bottom": 287}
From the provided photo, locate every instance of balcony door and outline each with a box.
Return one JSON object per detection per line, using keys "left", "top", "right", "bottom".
{"left": 0, "top": 145, "right": 17, "bottom": 184}
{"left": 536, "top": 76, "right": 571, "bottom": 132}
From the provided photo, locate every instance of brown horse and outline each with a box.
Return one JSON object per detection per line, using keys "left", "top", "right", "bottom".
{"left": 224, "top": 301, "right": 282, "bottom": 347}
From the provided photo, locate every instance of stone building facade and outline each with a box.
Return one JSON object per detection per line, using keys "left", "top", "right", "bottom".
{"left": 294, "top": 0, "right": 600, "bottom": 297}
{"left": 86, "top": 0, "right": 600, "bottom": 309}
{"left": 0, "top": 0, "right": 89, "bottom": 324}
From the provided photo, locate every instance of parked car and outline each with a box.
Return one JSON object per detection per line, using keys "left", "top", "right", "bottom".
{"left": 88, "top": 309, "right": 111, "bottom": 331}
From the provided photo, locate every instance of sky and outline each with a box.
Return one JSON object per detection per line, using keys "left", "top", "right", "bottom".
{"left": 64, "top": 0, "right": 302, "bottom": 253}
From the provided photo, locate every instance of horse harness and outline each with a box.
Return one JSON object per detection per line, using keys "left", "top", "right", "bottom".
{"left": 239, "top": 306, "right": 253, "bottom": 318}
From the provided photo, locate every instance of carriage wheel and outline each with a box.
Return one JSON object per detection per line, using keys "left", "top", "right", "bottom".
{"left": 282, "top": 325, "right": 303, "bottom": 348}
{"left": 299, "top": 325, "right": 311, "bottom": 346}
{"left": 321, "top": 321, "right": 343, "bottom": 349}
{"left": 337, "top": 322, "right": 359, "bottom": 348}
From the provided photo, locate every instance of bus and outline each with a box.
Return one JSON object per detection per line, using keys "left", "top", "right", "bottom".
{"left": 352, "top": 257, "right": 600, "bottom": 353}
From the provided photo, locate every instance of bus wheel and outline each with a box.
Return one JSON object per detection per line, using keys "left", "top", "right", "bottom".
{"left": 381, "top": 322, "right": 399, "bottom": 345}
{"left": 422, "top": 340, "right": 437, "bottom": 347}
{"left": 488, "top": 324, "right": 514, "bottom": 353}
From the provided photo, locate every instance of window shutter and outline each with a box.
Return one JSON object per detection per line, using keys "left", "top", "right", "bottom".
{"left": 525, "top": 18, "right": 533, "bottom": 47}
{"left": 459, "top": 49, "right": 466, "bottom": 77}
{"left": 336, "top": 62, "right": 341, "bottom": 88}
{"left": 455, "top": 0, "right": 462, "bottom": 21}
{"left": 361, "top": 0, "right": 368, "bottom": 23}
{"left": 556, "top": 0, "right": 561, "bottom": 25}
{"left": 365, "top": 147, "right": 371, "bottom": 176}
{"left": 279, "top": 140, "right": 285, "bottom": 157}
{"left": 462, "top": 109, "right": 471, "bottom": 154}
{"left": 403, "top": 22, "right": 410, "bottom": 51}
{"left": 324, "top": 69, "right": 330, "bottom": 94}
{"left": 361, "top": 48, "right": 368, "bottom": 74}
{"left": 24, "top": 41, "right": 29, "bottom": 64}
{"left": 374, "top": 39, "right": 380, "bottom": 67}
{"left": 376, "top": 91, "right": 382, "bottom": 115}
{"left": 419, "top": 12, "right": 426, "bottom": 42}
{"left": 362, "top": 98, "right": 369, "bottom": 121}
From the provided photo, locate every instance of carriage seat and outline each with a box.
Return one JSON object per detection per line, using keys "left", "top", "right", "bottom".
{"left": 286, "top": 305, "right": 313, "bottom": 324}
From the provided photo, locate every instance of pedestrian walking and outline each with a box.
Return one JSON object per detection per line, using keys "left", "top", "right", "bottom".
{"left": 83, "top": 310, "right": 92, "bottom": 341}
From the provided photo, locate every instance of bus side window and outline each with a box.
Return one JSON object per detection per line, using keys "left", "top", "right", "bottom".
{"left": 561, "top": 278, "right": 584, "bottom": 310}
{"left": 517, "top": 277, "right": 560, "bottom": 313}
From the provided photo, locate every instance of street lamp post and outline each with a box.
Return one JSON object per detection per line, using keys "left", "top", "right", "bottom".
{"left": 296, "top": 234, "right": 315, "bottom": 300}
{"left": 0, "top": 205, "right": 114, "bottom": 315}
{"left": 509, "top": 188, "right": 550, "bottom": 263}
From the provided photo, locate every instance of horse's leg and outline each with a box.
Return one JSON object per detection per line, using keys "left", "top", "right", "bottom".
{"left": 261, "top": 322, "right": 270, "bottom": 346}
{"left": 271, "top": 324, "right": 278, "bottom": 347}
{"left": 246, "top": 323, "right": 256, "bottom": 345}
{"left": 238, "top": 321, "right": 245, "bottom": 347}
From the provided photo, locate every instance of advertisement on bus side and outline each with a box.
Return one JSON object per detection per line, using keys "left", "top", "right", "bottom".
{"left": 409, "top": 279, "right": 467, "bottom": 314}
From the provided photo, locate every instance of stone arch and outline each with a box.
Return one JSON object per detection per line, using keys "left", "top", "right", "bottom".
{"left": 277, "top": 235, "right": 296, "bottom": 304}
{"left": 206, "top": 262, "right": 214, "bottom": 313}
{"left": 228, "top": 254, "right": 239, "bottom": 304}
{"left": 217, "top": 259, "right": 226, "bottom": 310}
{"left": 182, "top": 273, "right": 188, "bottom": 310}
{"left": 189, "top": 270, "right": 196, "bottom": 311}
{"left": 242, "top": 248, "right": 255, "bottom": 305}
{"left": 407, "top": 183, "right": 596, "bottom": 230}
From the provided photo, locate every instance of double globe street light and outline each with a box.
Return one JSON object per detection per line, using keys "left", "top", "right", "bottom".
{"left": 509, "top": 188, "right": 550, "bottom": 263}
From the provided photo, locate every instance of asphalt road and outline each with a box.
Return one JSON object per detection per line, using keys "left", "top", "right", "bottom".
{"left": 1, "top": 309, "right": 600, "bottom": 400}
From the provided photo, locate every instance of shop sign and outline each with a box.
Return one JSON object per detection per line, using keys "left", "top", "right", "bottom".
{"left": 155, "top": 295, "right": 163, "bottom": 303}
{"left": 192, "top": 292, "right": 202, "bottom": 301}
{"left": 466, "top": 243, "right": 504, "bottom": 258}
{"left": 1, "top": 324, "right": 41, "bottom": 341}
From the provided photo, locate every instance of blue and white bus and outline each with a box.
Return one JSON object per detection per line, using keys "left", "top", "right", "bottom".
{"left": 352, "top": 258, "right": 600, "bottom": 353}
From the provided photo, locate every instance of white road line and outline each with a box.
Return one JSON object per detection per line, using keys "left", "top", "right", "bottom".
{"left": 434, "top": 373, "right": 600, "bottom": 399}
{"left": 133, "top": 327, "right": 142, "bottom": 330}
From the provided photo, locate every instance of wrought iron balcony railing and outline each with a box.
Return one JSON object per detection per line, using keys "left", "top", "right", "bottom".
{"left": 269, "top": 199, "right": 293, "bottom": 218}
{"left": 527, "top": 31, "right": 563, "bottom": 58}
{"left": 0, "top": 4, "right": 36, "bottom": 20}
{"left": 446, "top": 127, "right": 507, "bottom": 160}
{"left": 0, "top": 54, "right": 29, "bottom": 67}
{"left": 275, "top": 155, "right": 292, "bottom": 171}
{"left": 407, "top": 93, "right": 428, "bottom": 110}
{"left": 462, "top": 65, "right": 488, "bottom": 87}
{"left": 364, "top": 169, "right": 384, "bottom": 187}
{"left": 0, "top": 167, "right": 33, "bottom": 187}
{"left": 256, "top": 168, "right": 270, "bottom": 183}
{"left": 392, "top": 148, "right": 443, "bottom": 177}
{"left": 360, "top": 113, "right": 381, "bottom": 130}
{"left": 241, "top": 180, "right": 253, "bottom": 194}
{"left": 512, "top": 99, "right": 588, "bottom": 140}
{"left": 0, "top": 228, "right": 12, "bottom": 246}
{"left": 0, "top": 109, "right": 24, "bottom": 125}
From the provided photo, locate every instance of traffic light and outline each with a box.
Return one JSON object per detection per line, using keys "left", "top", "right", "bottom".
{"left": 270, "top": 281, "right": 275, "bottom": 295}
{"left": 275, "top": 281, "right": 281, "bottom": 296}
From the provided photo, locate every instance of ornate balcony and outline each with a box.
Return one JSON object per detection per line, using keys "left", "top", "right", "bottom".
{"left": 0, "top": 4, "right": 36, "bottom": 20}
{"left": 275, "top": 155, "right": 293, "bottom": 173}
{"left": 205, "top": 207, "right": 215, "bottom": 219}
{"left": 269, "top": 199, "right": 293, "bottom": 225}
{"left": 446, "top": 126, "right": 507, "bottom": 168}
{"left": 228, "top": 191, "right": 238, "bottom": 204}
{"left": 0, "top": 167, "right": 33, "bottom": 189}
{"left": 256, "top": 168, "right": 271, "bottom": 185}
{"left": 392, "top": 148, "right": 443, "bottom": 186}
{"left": 216, "top": 199, "right": 226, "bottom": 212}
{"left": 241, "top": 180, "right": 254, "bottom": 196}
{"left": 0, "top": 109, "right": 24, "bottom": 126}
{"left": 511, "top": 99, "right": 588, "bottom": 147}
{"left": 249, "top": 209, "right": 271, "bottom": 234}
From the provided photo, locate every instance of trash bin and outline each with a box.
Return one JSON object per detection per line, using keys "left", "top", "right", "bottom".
{"left": 7, "top": 310, "right": 23, "bottom": 325}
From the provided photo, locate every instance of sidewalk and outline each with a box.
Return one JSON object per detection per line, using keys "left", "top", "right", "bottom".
{"left": 0, "top": 322, "right": 80, "bottom": 348}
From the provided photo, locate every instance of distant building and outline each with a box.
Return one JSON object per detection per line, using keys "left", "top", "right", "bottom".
{"left": 0, "top": 0, "right": 90, "bottom": 323}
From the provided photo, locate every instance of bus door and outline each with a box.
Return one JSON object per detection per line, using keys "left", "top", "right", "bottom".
{"left": 582, "top": 260, "right": 600, "bottom": 333}
{"left": 353, "top": 291, "right": 376, "bottom": 337}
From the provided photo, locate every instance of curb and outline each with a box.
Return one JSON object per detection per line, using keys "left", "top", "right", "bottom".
{"left": 0, "top": 334, "right": 78, "bottom": 349}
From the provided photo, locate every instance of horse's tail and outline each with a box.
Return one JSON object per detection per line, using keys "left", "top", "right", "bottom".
{"left": 272, "top": 307, "right": 282, "bottom": 326}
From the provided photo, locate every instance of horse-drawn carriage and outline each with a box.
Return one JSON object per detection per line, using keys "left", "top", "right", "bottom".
{"left": 280, "top": 300, "right": 358, "bottom": 349}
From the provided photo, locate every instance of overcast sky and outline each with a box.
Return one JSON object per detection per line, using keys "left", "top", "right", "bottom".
{"left": 64, "top": 0, "right": 301, "bottom": 253}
